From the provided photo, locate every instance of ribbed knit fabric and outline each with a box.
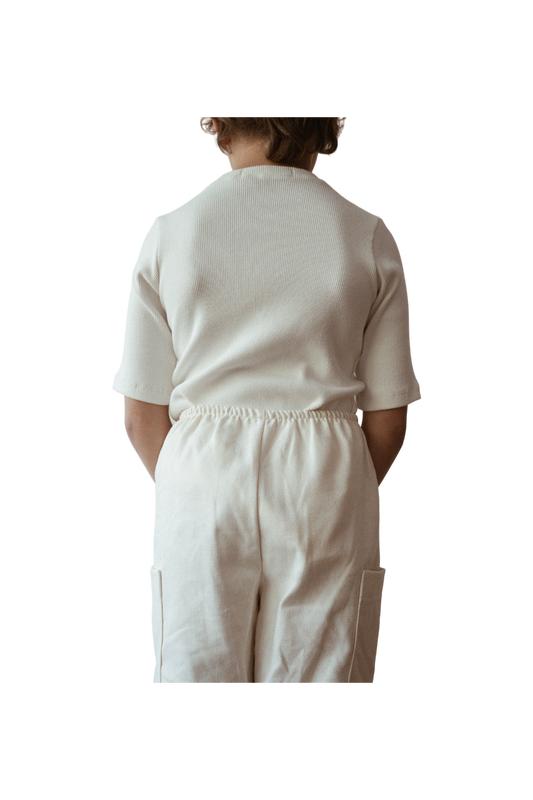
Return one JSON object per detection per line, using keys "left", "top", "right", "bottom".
{"left": 112, "top": 165, "right": 421, "bottom": 422}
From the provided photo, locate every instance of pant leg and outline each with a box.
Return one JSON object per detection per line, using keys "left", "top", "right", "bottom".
{"left": 151, "top": 410, "right": 264, "bottom": 682}
{"left": 254, "top": 411, "right": 385, "bottom": 682}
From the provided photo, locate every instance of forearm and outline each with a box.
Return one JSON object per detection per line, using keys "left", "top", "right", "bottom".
{"left": 126, "top": 417, "right": 173, "bottom": 481}
{"left": 361, "top": 424, "right": 405, "bottom": 486}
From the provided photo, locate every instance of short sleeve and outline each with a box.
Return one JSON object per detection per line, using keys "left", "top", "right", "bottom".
{"left": 355, "top": 218, "right": 421, "bottom": 411}
{"left": 112, "top": 216, "right": 177, "bottom": 405}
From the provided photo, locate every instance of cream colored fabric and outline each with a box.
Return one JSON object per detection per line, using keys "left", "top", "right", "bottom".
{"left": 151, "top": 405, "right": 385, "bottom": 683}
{"left": 113, "top": 165, "right": 421, "bottom": 683}
{"left": 112, "top": 165, "right": 421, "bottom": 419}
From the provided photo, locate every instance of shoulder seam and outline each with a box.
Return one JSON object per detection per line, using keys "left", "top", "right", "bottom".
{"left": 370, "top": 216, "right": 382, "bottom": 297}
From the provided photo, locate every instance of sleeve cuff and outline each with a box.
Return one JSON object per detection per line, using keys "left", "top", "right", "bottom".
{"left": 112, "top": 377, "right": 173, "bottom": 406}
{"left": 356, "top": 384, "right": 421, "bottom": 412}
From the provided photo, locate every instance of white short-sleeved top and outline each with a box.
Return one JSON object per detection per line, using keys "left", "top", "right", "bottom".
{"left": 112, "top": 165, "right": 421, "bottom": 423}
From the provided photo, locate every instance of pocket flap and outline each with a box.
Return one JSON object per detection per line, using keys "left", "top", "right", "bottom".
{"left": 150, "top": 566, "right": 163, "bottom": 682}
{"left": 349, "top": 567, "right": 386, "bottom": 682}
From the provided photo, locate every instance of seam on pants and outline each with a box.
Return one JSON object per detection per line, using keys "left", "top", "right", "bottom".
{"left": 251, "top": 418, "right": 266, "bottom": 683}
{"left": 347, "top": 573, "right": 365, "bottom": 682}
{"left": 158, "top": 571, "right": 164, "bottom": 682}
{"left": 254, "top": 422, "right": 266, "bottom": 572}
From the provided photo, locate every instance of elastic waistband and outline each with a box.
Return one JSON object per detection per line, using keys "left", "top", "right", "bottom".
{"left": 179, "top": 405, "right": 360, "bottom": 422}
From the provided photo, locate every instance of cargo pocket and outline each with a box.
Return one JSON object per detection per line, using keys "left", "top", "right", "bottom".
{"left": 348, "top": 567, "right": 386, "bottom": 683}
{"left": 150, "top": 566, "right": 164, "bottom": 683}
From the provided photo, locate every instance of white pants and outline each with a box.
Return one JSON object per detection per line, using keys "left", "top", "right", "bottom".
{"left": 151, "top": 405, "right": 386, "bottom": 683}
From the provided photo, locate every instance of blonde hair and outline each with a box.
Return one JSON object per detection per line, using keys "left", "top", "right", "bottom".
{"left": 198, "top": 114, "right": 348, "bottom": 164}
